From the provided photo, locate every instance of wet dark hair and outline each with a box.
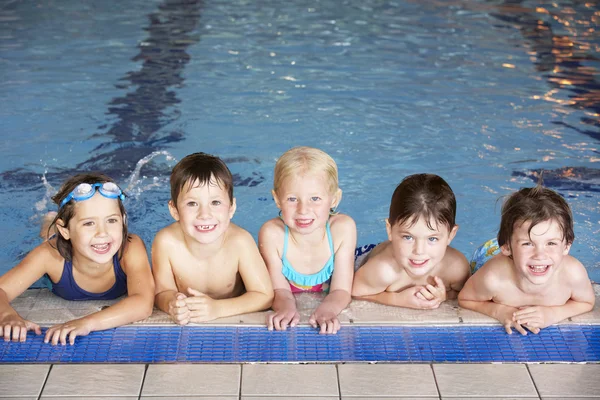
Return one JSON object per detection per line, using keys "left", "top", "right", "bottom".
{"left": 497, "top": 185, "right": 574, "bottom": 247}
{"left": 170, "top": 152, "right": 233, "bottom": 206}
{"left": 49, "top": 172, "right": 128, "bottom": 261}
{"left": 389, "top": 174, "right": 456, "bottom": 231}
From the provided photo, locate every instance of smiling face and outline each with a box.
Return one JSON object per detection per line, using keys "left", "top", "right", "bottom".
{"left": 274, "top": 171, "right": 340, "bottom": 235}
{"left": 386, "top": 216, "right": 457, "bottom": 277}
{"left": 57, "top": 192, "right": 124, "bottom": 267}
{"left": 501, "top": 219, "right": 571, "bottom": 286}
{"left": 169, "top": 176, "right": 236, "bottom": 245}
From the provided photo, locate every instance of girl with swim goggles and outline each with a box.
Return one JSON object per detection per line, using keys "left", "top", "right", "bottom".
{"left": 0, "top": 173, "right": 154, "bottom": 345}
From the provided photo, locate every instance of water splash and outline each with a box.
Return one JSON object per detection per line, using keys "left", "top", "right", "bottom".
{"left": 125, "top": 150, "right": 177, "bottom": 196}
{"left": 34, "top": 171, "right": 57, "bottom": 213}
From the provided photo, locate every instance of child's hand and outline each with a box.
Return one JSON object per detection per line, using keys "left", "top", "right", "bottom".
{"left": 184, "top": 288, "right": 218, "bottom": 322}
{"left": 0, "top": 313, "right": 41, "bottom": 342}
{"left": 497, "top": 308, "right": 531, "bottom": 335}
{"left": 44, "top": 318, "right": 93, "bottom": 345}
{"left": 415, "top": 276, "right": 447, "bottom": 305}
{"left": 513, "top": 306, "right": 550, "bottom": 332}
{"left": 168, "top": 292, "right": 191, "bottom": 325}
{"left": 309, "top": 304, "right": 341, "bottom": 335}
{"left": 267, "top": 306, "right": 300, "bottom": 331}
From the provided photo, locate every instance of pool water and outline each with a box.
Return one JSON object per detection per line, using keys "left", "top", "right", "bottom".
{"left": 0, "top": 0, "right": 598, "bottom": 281}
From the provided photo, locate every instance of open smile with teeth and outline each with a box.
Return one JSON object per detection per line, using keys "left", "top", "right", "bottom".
{"left": 296, "top": 219, "right": 314, "bottom": 227}
{"left": 529, "top": 264, "right": 550, "bottom": 274}
{"left": 410, "top": 259, "right": 428, "bottom": 267}
{"left": 92, "top": 243, "right": 110, "bottom": 253}
{"left": 196, "top": 224, "right": 217, "bottom": 232}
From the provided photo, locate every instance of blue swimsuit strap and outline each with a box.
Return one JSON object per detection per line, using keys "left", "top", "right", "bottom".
{"left": 281, "top": 222, "right": 335, "bottom": 286}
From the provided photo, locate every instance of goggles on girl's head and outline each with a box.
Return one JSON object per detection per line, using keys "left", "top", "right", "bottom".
{"left": 59, "top": 182, "right": 125, "bottom": 209}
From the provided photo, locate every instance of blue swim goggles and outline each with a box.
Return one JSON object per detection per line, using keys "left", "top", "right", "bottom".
{"left": 59, "top": 182, "right": 126, "bottom": 209}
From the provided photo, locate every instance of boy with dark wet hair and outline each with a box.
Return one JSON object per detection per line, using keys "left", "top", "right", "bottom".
{"left": 459, "top": 186, "right": 595, "bottom": 335}
{"left": 152, "top": 152, "right": 273, "bottom": 324}
{"left": 352, "top": 174, "right": 470, "bottom": 309}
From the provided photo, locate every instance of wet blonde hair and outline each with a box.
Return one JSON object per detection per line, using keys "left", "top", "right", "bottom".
{"left": 273, "top": 146, "right": 339, "bottom": 196}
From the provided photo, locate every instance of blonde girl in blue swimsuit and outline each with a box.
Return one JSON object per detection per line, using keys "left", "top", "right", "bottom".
{"left": 259, "top": 147, "right": 357, "bottom": 334}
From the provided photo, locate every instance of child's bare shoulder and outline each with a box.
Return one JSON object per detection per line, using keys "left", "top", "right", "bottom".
{"left": 475, "top": 254, "right": 515, "bottom": 287}
{"left": 560, "top": 255, "right": 590, "bottom": 283}
{"left": 329, "top": 213, "right": 356, "bottom": 231}
{"left": 154, "top": 223, "right": 182, "bottom": 242}
{"left": 360, "top": 242, "right": 398, "bottom": 275}
{"left": 258, "top": 217, "right": 285, "bottom": 240}
{"left": 226, "top": 223, "right": 255, "bottom": 244}
{"left": 440, "top": 246, "right": 470, "bottom": 281}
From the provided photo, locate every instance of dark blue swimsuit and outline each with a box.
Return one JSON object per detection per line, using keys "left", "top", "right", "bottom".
{"left": 50, "top": 253, "right": 127, "bottom": 301}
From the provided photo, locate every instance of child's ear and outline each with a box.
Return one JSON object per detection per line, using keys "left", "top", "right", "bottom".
{"left": 447, "top": 225, "right": 459, "bottom": 243}
{"left": 500, "top": 242, "right": 512, "bottom": 257}
{"left": 271, "top": 189, "right": 281, "bottom": 209}
{"left": 168, "top": 200, "right": 180, "bottom": 221}
{"left": 55, "top": 219, "right": 70, "bottom": 240}
{"left": 385, "top": 218, "right": 393, "bottom": 241}
{"left": 229, "top": 198, "right": 237, "bottom": 219}
{"left": 563, "top": 241, "right": 572, "bottom": 256}
{"left": 331, "top": 188, "right": 342, "bottom": 209}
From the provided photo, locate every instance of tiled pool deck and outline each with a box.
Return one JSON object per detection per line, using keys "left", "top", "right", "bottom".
{"left": 1, "top": 285, "right": 599, "bottom": 399}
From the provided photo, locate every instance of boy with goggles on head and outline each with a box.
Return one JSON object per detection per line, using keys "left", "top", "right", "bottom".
{"left": 152, "top": 152, "right": 273, "bottom": 324}
{"left": 0, "top": 173, "right": 154, "bottom": 345}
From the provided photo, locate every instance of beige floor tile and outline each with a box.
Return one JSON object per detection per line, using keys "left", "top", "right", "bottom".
{"left": 243, "top": 398, "right": 338, "bottom": 400}
{"left": 242, "top": 364, "right": 338, "bottom": 396}
{"left": 143, "top": 398, "right": 238, "bottom": 400}
{"left": 42, "top": 364, "right": 145, "bottom": 396}
{"left": 341, "top": 398, "right": 439, "bottom": 400}
{"left": 41, "top": 397, "right": 138, "bottom": 400}
{"left": 528, "top": 364, "right": 600, "bottom": 398}
{"left": 0, "top": 364, "right": 49, "bottom": 397}
{"left": 338, "top": 364, "right": 438, "bottom": 397}
{"left": 142, "top": 364, "right": 240, "bottom": 396}
{"left": 347, "top": 299, "right": 460, "bottom": 324}
{"left": 433, "top": 364, "right": 538, "bottom": 397}
{"left": 0, "top": 398, "right": 38, "bottom": 400}
{"left": 540, "top": 398, "right": 600, "bottom": 400}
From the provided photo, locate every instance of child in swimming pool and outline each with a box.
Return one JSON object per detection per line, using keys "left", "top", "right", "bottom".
{"left": 458, "top": 186, "right": 595, "bottom": 334}
{"left": 0, "top": 173, "right": 155, "bottom": 345}
{"left": 152, "top": 153, "right": 273, "bottom": 324}
{"left": 259, "top": 147, "right": 357, "bottom": 334}
{"left": 352, "top": 174, "right": 470, "bottom": 309}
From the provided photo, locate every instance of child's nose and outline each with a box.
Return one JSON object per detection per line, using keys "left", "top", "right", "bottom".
{"left": 196, "top": 204, "right": 211, "bottom": 218}
{"left": 95, "top": 223, "right": 108, "bottom": 237}
{"left": 414, "top": 240, "right": 426, "bottom": 255}
{"left": 297, "top": 200, "right": 309, "bottom": 214}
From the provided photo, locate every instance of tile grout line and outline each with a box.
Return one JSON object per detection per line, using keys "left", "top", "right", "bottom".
{"left": 37, "top": 363, "right": 53, "bottom": 400}
{"left": 137, "top": 363, "right": 149, "bottom": 399}
{"left": 525, "top": 363, "right": 542, "bottom": 400}
{"left": 239, "top": 363, "right": 243, "bottom": 400}
{"left": 429, "top": 363, "right": 442, "bottom": 400}
{"left": 335, "top": 364, "right": 341, "bottom": 400}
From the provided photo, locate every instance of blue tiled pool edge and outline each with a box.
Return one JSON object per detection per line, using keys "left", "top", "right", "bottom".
{"left": 1, "top": 325, "right": 599, "bottom": 364}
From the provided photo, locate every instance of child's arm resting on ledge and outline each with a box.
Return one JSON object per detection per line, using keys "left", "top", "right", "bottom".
{"left": 45, "top": 235, "right": 155, "bottom": 345}
{"left": 152, "top": 230, "right": 188, "bottom": 324}
{"left": 186, "top": 230, "right": 274, "bottom": 322}
{"left": 513, "top": 260, "right": 595, "bottom": 329}
{"left": 352, "top": 256, "right": 444, "bottom": 309}
{"left": 310, "top": 215, "right": 356, "bottom": 334}
{"left": 458, "top": 267, "right": 531, "bottom": 335}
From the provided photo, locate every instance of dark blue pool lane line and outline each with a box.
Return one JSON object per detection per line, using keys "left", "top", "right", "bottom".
{"left": 1, "top": 325, "right": 599, "bottom": 363}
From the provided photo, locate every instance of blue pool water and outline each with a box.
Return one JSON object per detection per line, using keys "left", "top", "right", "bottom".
{"left": 0, "top": 0, "right": 599, "bottom": 281}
